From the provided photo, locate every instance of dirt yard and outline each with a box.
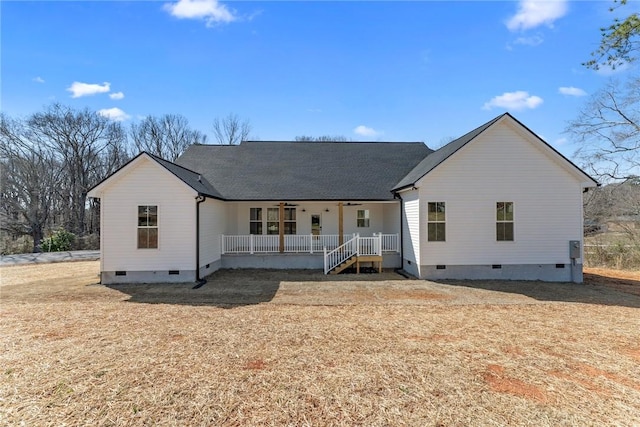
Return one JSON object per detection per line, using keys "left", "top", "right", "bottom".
{"left": 1, "top": 262, "right": 639, "bottom": 426}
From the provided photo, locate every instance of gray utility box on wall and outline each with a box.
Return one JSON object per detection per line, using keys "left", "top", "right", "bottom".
{"left": 569, "top": 240, "right": 581, "bottom": 259}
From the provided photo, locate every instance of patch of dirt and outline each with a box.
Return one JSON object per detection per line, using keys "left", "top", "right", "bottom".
{"left": 623, "top": 347, "right": 640, "bottom": 362}
{"left": 483, "top": 364, "right": 549, "bottom": 403}
{"left": 244, "top": 358, "right": 268, "bottom": 370}
{"left": 574, "top": 363, "right": 640, "bottom": 392}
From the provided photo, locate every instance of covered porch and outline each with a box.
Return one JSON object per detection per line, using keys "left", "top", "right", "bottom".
{"left": 218, "top": 200, "right": 402, "bottom": 274}
{"left": 221, "top": 233, "right": 400, "bottom": 274}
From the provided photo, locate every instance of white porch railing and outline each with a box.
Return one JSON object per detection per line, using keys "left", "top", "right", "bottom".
{"left": 323, "top": 235, "right": 358, "bottom": 274}
{"left": 221, "top": 233, "right": 399, "bottom": 255}
{"left": 358, "top": 235, "right": 381, "bottom": 256}
{"left": 323, "top": 233, "right": 384, "bottom": 274}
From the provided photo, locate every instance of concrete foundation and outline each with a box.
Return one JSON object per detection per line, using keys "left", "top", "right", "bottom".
{"left": 420, "top": 263, "right": 584, "bottom": 283}
{"left": 101, "top": 259, "right": 223, "bottom": 284}
{"left": 221, "top": 253, "right": 401, "bottom": 270}
{"left": 101, "top": 254, "right": 402, "bottom": 283}
{"left": 102, "top": 270, "right": 197, "bottom": 284}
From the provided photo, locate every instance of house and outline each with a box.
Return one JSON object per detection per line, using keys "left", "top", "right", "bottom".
{"left": 87, "top": 113, "right": 598, "bottom": 284}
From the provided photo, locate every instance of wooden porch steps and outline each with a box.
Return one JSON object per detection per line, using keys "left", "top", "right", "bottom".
{"left": 329, "top": 255, "right": 383, "bottom": 274}
{"left": 330, "top": 255, "right": 357, "bottom": 274}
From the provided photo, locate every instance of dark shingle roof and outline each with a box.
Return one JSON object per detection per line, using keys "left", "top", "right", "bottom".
{"left": 393, "top": 114, "right": 506, "bottom": 191}
{"left": 146, "top": 153, "right": 224, "bottom": 199}
{"left": 175, "top": 141, "right": 433, "bottom": 201}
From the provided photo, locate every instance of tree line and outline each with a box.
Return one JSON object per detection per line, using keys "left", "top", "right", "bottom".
{"left": 0, "top": 104, "right": 250, "bottom": 253}
{"left": 3, "top": 0, "right": 640, "bottom": 254}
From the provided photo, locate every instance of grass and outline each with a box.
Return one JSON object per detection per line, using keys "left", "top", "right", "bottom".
{"left": 1, "top": 261, "right": 640, "bottom": 426}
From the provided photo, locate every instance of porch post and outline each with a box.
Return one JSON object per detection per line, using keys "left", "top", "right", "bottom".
{"left": 338, "top": 202, "right": 344, "bottom": 246}
{"left": 279, "top": 202, "right": 285, "bottom": 253}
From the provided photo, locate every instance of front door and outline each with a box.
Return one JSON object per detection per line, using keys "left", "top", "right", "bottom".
{"left": 311, "top": 214, "right": 321, "bottom": 236}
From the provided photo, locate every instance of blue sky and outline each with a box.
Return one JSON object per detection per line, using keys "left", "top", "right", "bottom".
{"left": 1, "top": 0, "right": 636, "bottom": 158}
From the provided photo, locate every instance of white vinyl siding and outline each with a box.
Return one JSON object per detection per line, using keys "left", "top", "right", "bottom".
{"left": 199, "top": 197, "right": 227, "bottom": 267}
{"left": 99, "top": 158, "right": 197, "bottom": 272}
{"left": 416, "top": 120, "right": 584, "bottom": 267}
{"left": 402, "top": 190, "right": 420, "bottom": 277}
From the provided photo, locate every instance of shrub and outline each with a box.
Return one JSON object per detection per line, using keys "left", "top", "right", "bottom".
{"left": 41, "top": 229, "right": 76, "bottom": 252}
{"left": 0, "top": 235, "right": 34, "bottom": 255}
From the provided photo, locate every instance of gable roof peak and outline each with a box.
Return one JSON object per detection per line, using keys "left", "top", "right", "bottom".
{"left": 393, "top": 112, "right": 597, "bottom": 191}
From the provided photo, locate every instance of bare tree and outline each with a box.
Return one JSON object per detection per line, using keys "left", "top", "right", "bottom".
{"left": 294, "top": 135, "right": 350, "bottom": 142}
{"left": 584, "top": 177, "right": 640, "bottom": 241}
{"left": 212, "top": 113, "right": 251, "bottom": 145}
{"left": 0, "top": 114, "right": 63, "bottom": 252}
{"left": 131, "top": 114, "right": 206, "bottom": 161}
{"left": 567, "top": 77, "right": 640, "bottom": 182}
{"left": 28, "top": 103, "right": 127, "bottom": 236}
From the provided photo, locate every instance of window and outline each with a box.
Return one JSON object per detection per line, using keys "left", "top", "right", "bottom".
{"left": 250, "top": 208, "right": 262, "bottom": 234}
{"left": 284, "top": 207, "right": 296, "bottom": 234}
{"left": 427, "top": 202, "right": 446, "bottom": 241}
{"left": 357, "top": 209, "right": 370, "bottom": 227}
{"left": 138, "top": 205, "right": 158, "bottom": 249}
{"left": 496, "top": 202, "right": 514, "bottom": 241}
{"left": 267, "top": 208, "right": 279, "bottom": 235}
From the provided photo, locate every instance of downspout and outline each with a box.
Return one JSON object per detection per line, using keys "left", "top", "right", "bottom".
{"left": 193, "top": 194, "right": 207, "bottom": 289}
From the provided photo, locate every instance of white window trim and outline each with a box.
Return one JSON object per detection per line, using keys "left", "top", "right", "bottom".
{"left": 356, "top": 209, "right": 370, "bottom": 228}
{"left": 249, "top": 207, "right": 263, "bottom": 235}
{"left": 496, "top": 201, "right": 515, "bottom": 242}
{"left": 137, "top": 204, "right": 159, "bottom": 250}
{"left": 427, "top": 201, "right": 446, "bottom": 242}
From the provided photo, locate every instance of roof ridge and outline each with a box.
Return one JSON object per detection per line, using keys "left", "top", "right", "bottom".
{"left": 240, "top": 140, "right": 426, "bottom": 144}
{"left": 145, "top": 151, "right": 204, "bottom": 176}
{"left": 438, "top": 113, "right": 507, "bottom": 151}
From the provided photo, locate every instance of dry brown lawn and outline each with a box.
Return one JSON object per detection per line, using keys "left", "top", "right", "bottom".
{"left": 1, "top": 261, "right": 640, "bottom": 426}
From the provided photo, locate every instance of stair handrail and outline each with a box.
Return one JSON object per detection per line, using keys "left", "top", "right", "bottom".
{"left": 323, "top": 235, "right": 358, "bottom": 274}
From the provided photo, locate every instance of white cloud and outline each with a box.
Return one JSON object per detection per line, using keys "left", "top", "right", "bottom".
{"left": 555, "top": 137, "right": 567, "bottom": 145}
{"left": 506, "top": 0, "right": 568, "bottom": 31}
{"left": 67, "top": 81, "right": 110, "bottom": 98}
{"left": 98, "top": 107, "right": 130, "bottom": 122}
{"left": 33, "top": 76, "right": 45, "bottom": 83}
{"left": 513, "top": 35, "right": 544, "bottom": 46}
{"left": 483, "top": 91, "right": 543, "bottom": 111}
{"left": 163, "top": 0, "right": 236, "bottom": 25}
{"left": 558, "top": 86, "right": 587, "bottom": 96}
{"left": 109, "top": 91, "right": 125, "bottom": 100}
{"left": 353, "top": 125, "right": 380, "bottom": 137}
